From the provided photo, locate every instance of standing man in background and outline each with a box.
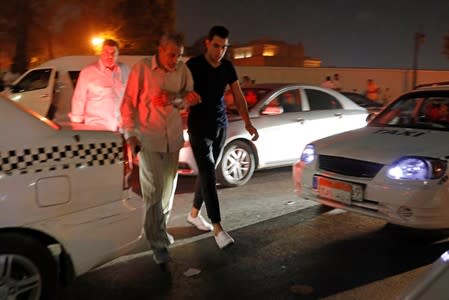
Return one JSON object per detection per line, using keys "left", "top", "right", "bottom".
{"left": 365, "top": 79, "right": 380, "bottom": 102}
{"left": 70, "top": 39, "right": 129, "bottom": 131}
{"left": 333, "top": 73, "right": 342, "bottom": 91}
{"left": 186, "top": 25, "right": 259, "bottom": 249}
{"left": 121, "top": 33, "right": 200, "bottom": 265}
{"left": 320, "top": 76, "right": 336, "bottom": 89}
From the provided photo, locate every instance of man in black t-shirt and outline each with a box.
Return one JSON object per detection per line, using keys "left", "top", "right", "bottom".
{"left": 186, "top": 25, "right": 259, "bottom": 249}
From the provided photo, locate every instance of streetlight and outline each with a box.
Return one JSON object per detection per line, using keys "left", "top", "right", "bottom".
{"left": 91, "top": 36, "right": 105, "bottom": 54}
{"left": 412, "top": 28, "right": 426, "bottom": 89}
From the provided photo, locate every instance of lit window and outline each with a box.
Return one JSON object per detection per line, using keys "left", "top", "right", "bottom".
{"left": 233, "top": 47, "right": 253, "bottom": 59}
{"left": 263, "top": 44, "right": 278, "bottom": 56}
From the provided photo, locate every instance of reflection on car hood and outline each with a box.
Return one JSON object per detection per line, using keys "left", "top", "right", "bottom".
{"left": 313, "top": 126, "right": 449, "bottom": 164}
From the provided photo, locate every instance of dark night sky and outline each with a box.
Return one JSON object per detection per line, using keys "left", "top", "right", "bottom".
{"left": 175, "top": 0, "right": 449, "bottom": 70}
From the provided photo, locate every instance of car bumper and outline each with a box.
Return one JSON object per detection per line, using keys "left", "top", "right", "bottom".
{"left": 294, "top": 160, "right": 449, "bottom": 229}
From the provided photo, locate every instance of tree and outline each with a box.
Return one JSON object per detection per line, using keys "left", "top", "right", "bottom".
{"left": 0, "top": 0, "right": 176, "bottom": 71}
{"left": 117, "top": 0, "right": 175, "bottom": 55}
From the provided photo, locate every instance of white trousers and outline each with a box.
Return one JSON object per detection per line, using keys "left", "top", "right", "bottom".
{"left": 138, "top": 149, "right": 179, "bottom": 250}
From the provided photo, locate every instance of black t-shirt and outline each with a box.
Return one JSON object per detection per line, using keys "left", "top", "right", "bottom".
{"left": 186, "top": 55, "right": 238, "bottom": 135}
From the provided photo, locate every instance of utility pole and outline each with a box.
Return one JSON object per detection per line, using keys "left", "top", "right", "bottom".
{"left": 412, "top": 27, "right": 426, "bottom": 89}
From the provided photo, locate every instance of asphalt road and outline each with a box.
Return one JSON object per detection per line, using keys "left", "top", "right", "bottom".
{"left": 59, "top": 167, "right": 449, "bottom": 300}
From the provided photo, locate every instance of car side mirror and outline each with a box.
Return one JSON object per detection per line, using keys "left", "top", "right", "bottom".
{"left": 261, "top": 106, "right": 284, "bottom": 115}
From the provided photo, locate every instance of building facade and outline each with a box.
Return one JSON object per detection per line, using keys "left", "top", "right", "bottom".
{"left": 232, "top": 39, "right": 321, "bottom": 67}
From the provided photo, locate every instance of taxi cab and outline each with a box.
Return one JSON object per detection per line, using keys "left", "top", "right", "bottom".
{"left": 294, "top": 85, "right": 449, "bottom": 229}
{"left": 0, "top": 95, "right": 144, "bottom": 300}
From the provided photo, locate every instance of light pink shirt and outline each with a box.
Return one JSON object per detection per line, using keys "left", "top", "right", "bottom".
{"left": 70, "top": 60, "right": 130, "bottom": 131}
{"left": 121, "top": 56, "right": 193, "bottom": 152}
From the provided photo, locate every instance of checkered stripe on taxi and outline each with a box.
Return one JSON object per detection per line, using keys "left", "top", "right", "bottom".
{"left": 0, "top": 142, "right": 123, "bottom": 176}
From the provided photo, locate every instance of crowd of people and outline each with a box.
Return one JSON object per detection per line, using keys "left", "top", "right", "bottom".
{"left": 69, "top": 25, "right": 259, "bottom": 266}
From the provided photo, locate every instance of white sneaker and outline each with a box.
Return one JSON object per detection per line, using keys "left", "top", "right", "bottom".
{"left": 167, "top": 233, "right": 174, "bottom": 245}
{"left": 187, "top": 213, "right": 213, "bottom": 231}
{"left": 214, "top": 231, "right": 234, "bottom": 249}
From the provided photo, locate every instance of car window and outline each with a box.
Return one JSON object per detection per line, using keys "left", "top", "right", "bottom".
{"left": 370, "top": 93, "right": 449, "bottom": 131}
{"left": 262, "top": 97, "right": 284, "bottom": 115}
{"left": 68, "top": 71, "right": 81, "bottom": 88}
{"left": 12, "top": 69, "right": 52, "bottom": 92}
{"left": 260, "top": 89, "right": 302, "bottom": 115}
{"left": 226, "top": 87, "right": 272, "bottom": 113}
{"left": 278, "top": 90, "right": 302, "bottom": 112}
{"left": 305, "top": 89, "right": 342, "bottom": 110}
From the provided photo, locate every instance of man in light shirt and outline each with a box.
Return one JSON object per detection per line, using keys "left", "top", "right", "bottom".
{"left": 70, "top": 39, "right": 130, "bottom": 131}
{"left": 320, "top": 76, "right": 336, "bottom": 89}
{"left": 121, "top": 33, "right": 200, "bottom": 265}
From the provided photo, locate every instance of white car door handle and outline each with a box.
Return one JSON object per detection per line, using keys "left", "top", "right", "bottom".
{"left": 334, "top": 113, "right": 342, "bottom": 117}
{"left": 296, "top": 118, "right": 305, "bottom": 124}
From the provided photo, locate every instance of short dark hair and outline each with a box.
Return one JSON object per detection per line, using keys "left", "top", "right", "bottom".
{"left": 103, "top": 39, "right": 119, "bottom": 48}
{"left": 207, "top": 25, "right": 229, "bottom": 40}
{"left": 159, "top": 32, "right": 184, "bottom": 48}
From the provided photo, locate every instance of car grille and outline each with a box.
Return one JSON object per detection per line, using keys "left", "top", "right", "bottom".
{"left": 318, "top": 155, "right": 384, "bottom": 178}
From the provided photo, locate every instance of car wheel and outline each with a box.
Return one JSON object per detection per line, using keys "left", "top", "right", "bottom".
{"left": 217, "top": 141, "right": 256, "bottom": 187}
{"left": 0, "top": 233, "right": 58, "bottom": 300}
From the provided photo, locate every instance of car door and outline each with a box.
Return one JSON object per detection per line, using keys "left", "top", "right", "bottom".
{"left": 302, "top": 87, "right": 348, "bottom": 140}
{"left": 253, "top": 88, "right": 308, "bottom": 166}
{"left": 6, "top": 68, "right": 57, "bottom": 117}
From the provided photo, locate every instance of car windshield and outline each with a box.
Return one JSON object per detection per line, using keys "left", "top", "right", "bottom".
{"left": 225, "top": 87, "right": 272, "bottom": 113}
{"left": 369, "top": 91, "right": 449, "bottom": 131}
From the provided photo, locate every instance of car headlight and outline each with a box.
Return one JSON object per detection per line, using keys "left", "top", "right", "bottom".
{"left": 300, "top": 144, "right": 315, "bottom": 164}
{"left": 387, "top": 157, "right": 447, "bottom": 180}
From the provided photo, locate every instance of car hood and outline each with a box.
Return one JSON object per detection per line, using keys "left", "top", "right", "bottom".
{"left": 313, "top": 126, "right": 449, "bottom": 164}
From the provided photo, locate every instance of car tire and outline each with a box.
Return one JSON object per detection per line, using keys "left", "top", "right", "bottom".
{"left": 0, "top": 233, "right": 58, "bottom": 300}
{"left": 217, "top": 140, "right": 256, "bottom": 187}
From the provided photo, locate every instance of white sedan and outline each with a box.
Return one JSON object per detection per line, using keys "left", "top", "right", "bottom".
{"left": 294, "top": 85, "right": 449, "bottom": 229}
{"left": 179, "top": 83, "right": 368, "bottom": 186}
{"left": 0, "top": 95, "right": 144, "bottom": 300}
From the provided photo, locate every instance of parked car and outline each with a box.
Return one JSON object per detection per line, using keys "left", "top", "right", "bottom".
{"left": 399, "top": 249, "right": 449, "bottom": 300}
{"left": 293, "top": 85, "right": 449, "bottom": 229}
{"left": 0, "top": 95, "right": 145, "bottom": 300}
{"left": 179, "top": 83, "right": 368, "bottom": 187}
{"left": 341, "top": 91, "right": 384, "bottom": 113}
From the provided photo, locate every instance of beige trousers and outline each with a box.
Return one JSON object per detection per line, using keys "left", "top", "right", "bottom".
{"left": 138, "top": 149, "right": 179, "bottom": 251}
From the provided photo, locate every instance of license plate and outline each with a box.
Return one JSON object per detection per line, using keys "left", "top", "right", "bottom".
{"left": 316, "top": 176, "right": 352, "bottom": 204}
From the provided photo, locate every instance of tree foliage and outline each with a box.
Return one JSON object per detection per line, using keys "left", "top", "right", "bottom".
{"left": 0, "top": 0, "right": 175, "bottom": 71}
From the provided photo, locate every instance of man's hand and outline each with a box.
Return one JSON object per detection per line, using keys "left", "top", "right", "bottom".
{"left": 184, "top": 91, "right": 201, "bottom": 107}
{"left": 153, "top": 90, "right": 172, "bottom": 106}
{"left": 245, "top": 123, "right": 259, "bottom": 141}
{"left": 126, "top": 136, "right": 142, "bottom": 157}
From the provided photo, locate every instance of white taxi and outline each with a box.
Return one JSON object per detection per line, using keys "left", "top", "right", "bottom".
{"left": 0, "top": 95, "right": 145, "bottom": 300}
{"left": 294, "top": 86, "right": 449, "bottom": 229}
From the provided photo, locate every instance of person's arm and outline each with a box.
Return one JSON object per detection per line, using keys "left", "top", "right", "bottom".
{"left": 69, "top": 68, "right": 89, "bottom": 123}
{"left": 120, "top": 63, "right": 142, "bottom": 153}
{"left": 229, "top": 80, "right": 259, "bottom": 141}
{"left": 181, "top": 65, "right": 201, "bottom": 107}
